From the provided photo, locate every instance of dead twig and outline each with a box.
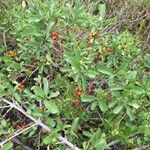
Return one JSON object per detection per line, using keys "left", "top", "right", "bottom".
{"left": 12, "top": 137, "right": 33, "bottom": 150}
{"left": 0, "top": 123, "right": 37, "bottom": 148}
{"left": 2, "top": 28, "right": 11, "bottom": 49}
{"left": 0, "top": 105, "right": 10, "bottom": 109}
{"left": 0, "top": 97, "right": 80, "bottom": 150}
{"left": 2, "top": 106, "right": 13, "bottom": 117}
{"left": 131, "top": 144, "right": 150, "bottom": 150}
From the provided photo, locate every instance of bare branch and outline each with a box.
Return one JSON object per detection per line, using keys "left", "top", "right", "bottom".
{"left": 0, "top": 123, "right": 37, "bottom": 148}
{"left": 12, "top": 138, "right": 33, "bottom": 150}
{"left": 0, "top": 105, "right": 10, "bottom": 109}
{"left": 2, "top": 106, "right": 13, "bottom": 117}
{"left": 131, "top": 144, "right": 150, "bottom": 150}
{"left": 2, "top": 28, "right": 11, "bottom": 49}
{"left": 0, "top": 97, "right": 80, "bottom": 150}
{"left": 107, "top": 140, "right": 118, "bottom": 147}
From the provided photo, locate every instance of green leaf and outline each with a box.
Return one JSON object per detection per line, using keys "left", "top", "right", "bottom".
{"left": 33, "top": 86, "right": 45, "bottom": 97}
{"left": 60, "top": 66, "right": 72, "bottom": 72}
{"left": 24, "top": 89, "right": 35, "bottom": 98}
{"left": 132, "top": 87, "right": 145, "bottom": 95}
{"left": 3, "top": 141, "right": 13, "bottom": 150}
{"left": 113, "top": 105, "right": 123, "bottom": 114}
{"left": 28, "top": 17, "right": 42, "bottom": 23}
{"left": 45, "top": 117, "right": 56, "bottom": 128}
{"left": 129, "top": 103, "right": 140, "bottom": 109}
{"left": 110, "top": 85, "right": 123, "bottom": 91}
{"left": 86, "top": 70, "right": 97, "bottom": 78}
{"left": 108, "top": 100, "right": 118, "bottom": 109}
{"left": 127, "top": 71, "right": 137, "bottom": 80}
{"left": 82, "top": 131, "right": 92, "bottom": 138}
{"left": 43, "top": 78, "right": 49, "bottom": 96}
{"left": 91, "top": 101, "right": 98, "bottom": 110}
{"left": 70, "top": 118, "right": 79, "bottom": 135}
{"left": 43, "top": 134, "right": 51, "bottom": 144}
{"left": 67, "top": 57, "right": 80, "bottom": 69}
{"left": 43, "top": 132, "right": 57, "bottom": 144}
{"left": 97, "top": 63, "right": 113, "bottom": 76}
{"left": 81, "top": 95, "right": 96, "bottom": 102}
{"left": 94, "top": 139, "right": 106, "bottom": 150}
{"left": 126, "top": 106, "right": 135, "bottom": 121}
{"left": 98, "top": 4, "right": 106, "bottom": 20}
{"left": 49, "top": 91, "right": 60, "bottom": 98}
{"left": 98, "top": 100, "right": 108, "bottom": 112}
{"left": 46, "top": 53, "right": 53, "bottom": 64}
{"left": 44, "top": 100, "right": 59, "bottom": 114}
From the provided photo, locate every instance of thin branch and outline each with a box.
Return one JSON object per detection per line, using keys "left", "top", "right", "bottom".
{"left": 107, "top": 132, "right": 140, "bottom": 148}
{"left": 28, "top": 66, "right": 39, "bottom": 78}
{"left": 37, "top": 129, "right": 42, "bottom": 150}
{"left": 2, "top": 106, "right": 13, "bottom": 117}
{"left": 0, "top": 123, "right": 36, "bottom": 148}
{"left": 2, "top": 28, "right": 11, "bottom": 49}
{"left": 12, "top": 137, "right": 33, "bottom": 150}
{"left": 0, "top": 105, "right": 10, "bottom": 109}
{"left": 0, "top": 97, "right": 80, "bottom": 150}
{"left": 107, "top": 140, "right": 118, "bottom": 147}
{"left": 131, "top": 144, "right": 150, "bottom": 150}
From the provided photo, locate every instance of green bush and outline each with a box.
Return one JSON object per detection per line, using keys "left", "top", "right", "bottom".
{"left": 0, "top": 0, "right": 150, "bottom": 149}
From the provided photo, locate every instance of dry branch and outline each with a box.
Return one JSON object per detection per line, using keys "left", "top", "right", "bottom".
{"left": 0, "top": 97, "right": 80, "bottom": 150}
{"left": 0, "top": 123, "right": 37, "bottom": 148}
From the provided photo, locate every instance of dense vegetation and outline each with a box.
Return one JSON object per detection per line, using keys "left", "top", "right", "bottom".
{"left": 0, "top": 0, "right": 150, "bottom": 149}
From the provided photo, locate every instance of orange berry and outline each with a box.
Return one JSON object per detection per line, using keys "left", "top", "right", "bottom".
{"left": 90, "top": 31, "right": 97, "bottom": 38}
{"left": 26, "top": 65, "right": 33, "bottom": 72}
{"left": 72, "top": 99, "right": 80, "bottom": 104}
{"left": 99, "top": 49, "right": 105, "bottom": 54}
{"left": 24, "top": 36, "right": 31, "bottom": 40}
{"left": 75, "top": 40, "right": 80, "bottom": 45}
{"left": 40, "top": 105, "right": 45, "bottom": 112}
{"left": 17, "top": 83, "right": 25, "bottom": 92}
{"left": 107, "top": 48, "right": 113, "bottom": 54}
{"left": 80, "top": 104, "right": 86, "bottom": 109}
{"left": 74, "top": 86, "right": 82, "bottom": 96}
{"left": 92, "top": 31, "right": 97, "bottom": 37}
{"left": 8, "top": 50, "right": 17, "bottom": 57}
{"left": 50, "top": 31, "right": 59, "bottom": 40}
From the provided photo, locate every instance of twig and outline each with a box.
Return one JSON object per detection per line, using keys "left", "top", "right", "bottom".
{"left": 0, "top": 123, "right": 36, "bottom": 148}
{"left": 107, "top": 140, "right": 118, "bottom": 147}
{"left": 28, "top": 66, "right": 39, "bottom": 78}
{"left": 107, "top": 132, "right": 140, "bottom": 148}
{"left": 2, "top": 106, "right": 12, "bottom": 117}
{"left": 2, "top": 28, "right": 11, "bottom": 49}
{"left": 0, "top": 97, "right": 80, "bottom": 150}
{"left": 0, "top": 105, "right": 10, "bottom": 109}
{"left": 20, "top": 66, "right": 39, "bottom": 84}
{"left": 37, "top": 128, "right": 42, "bottom": 150}
{"left": 131, "top": 144, "right": 150, "bottom": 150}
{"left": 12, "top": 137, "right": 33, "bottom": 150}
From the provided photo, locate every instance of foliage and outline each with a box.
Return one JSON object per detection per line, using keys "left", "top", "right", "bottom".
{"left": 0, "top": 0, "right": 150, "bottom": 149}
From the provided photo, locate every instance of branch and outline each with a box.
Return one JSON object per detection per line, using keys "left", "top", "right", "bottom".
{"left": 131, "top": 145, "right": 150, "bottom": 150}
{"left": 0, "top": 97, "right": 80, "bottom": 150}
{"left": 0, "top": 123, "right": 37, "bottom": 148}
{"left": 107, "top": 140, "right": 118, "bottom": 147}
{"left": 12, "top": 138, "right": 33, "bottom": 150}
{"left": 0, "top": 105, "right": 10, "bottom": 109}
{"left": 2, "top": 28, "right": 11, "bottom": 49}
{"left": 107, "top": 132, "right": 140, "bottom": 148}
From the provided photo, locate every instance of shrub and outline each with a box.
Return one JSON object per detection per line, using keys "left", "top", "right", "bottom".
{"left": 0, "top": 0, "right": 150, "bottom": 149}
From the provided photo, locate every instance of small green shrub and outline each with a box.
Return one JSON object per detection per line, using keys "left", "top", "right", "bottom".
{"left": 0, "top": 0, "right": 149, "bottom": 149}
